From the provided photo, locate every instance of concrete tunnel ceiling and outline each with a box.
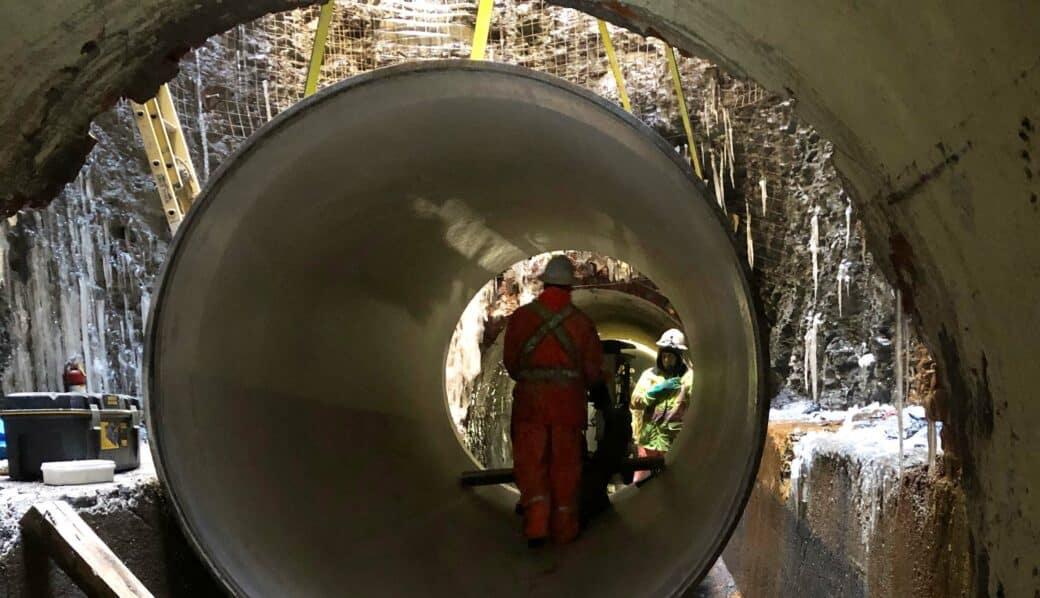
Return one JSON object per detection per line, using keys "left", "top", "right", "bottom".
{"left": 1, "top": 0, "right": 1038, "bottom": 594}
{"left": 147, "top": 62, "right": 766, "bottom": 596}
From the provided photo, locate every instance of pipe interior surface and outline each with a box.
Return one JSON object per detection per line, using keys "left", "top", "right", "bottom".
{"left": 147, "top": 62, "right": 766, "bottom": 597}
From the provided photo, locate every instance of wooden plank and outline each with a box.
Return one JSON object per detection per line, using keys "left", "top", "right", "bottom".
{"left": 20, "top": 500, "right": 153, "bottom": 598}
{"left": 23, "top": 532, "right": 53, "bottom": 598}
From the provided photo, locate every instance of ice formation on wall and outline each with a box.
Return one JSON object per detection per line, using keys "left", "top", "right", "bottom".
{"left": 759, "top": 177, "right": 768, "bottom": 213}
{"left": 836, "top": 258, "right": 852, "bottom": 316}
{"left": 844, "top": 199, "right": 852, "bottom": 250}
{"left": 745, "top": 197, "right": 755, "bottom": 269}
{"left": 802, "top": 311, "right": 823, "bottom": 402}
{"left": 784, "top": 401, "right": 941, "bottom": 542}
{"left": 1, "top": 140, "right": 167, "bottom": 395}
{"left": 810, "top": 206, "right": 820, "bottom": 303}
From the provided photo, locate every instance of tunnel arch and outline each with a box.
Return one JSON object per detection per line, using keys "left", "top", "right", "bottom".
{"left": 3, "top": 1, "right": 1038, "bottom": 595}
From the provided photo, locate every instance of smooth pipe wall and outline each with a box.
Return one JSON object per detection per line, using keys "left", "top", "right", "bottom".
{"left": 146, "top": 62, "right": 767, "bottom": 597}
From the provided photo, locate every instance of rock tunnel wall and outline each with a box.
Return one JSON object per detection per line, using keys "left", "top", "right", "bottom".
{"left": 0, "top": 0, "right": 1037, "bottom": 595}
{"left": 0, "top": 105, "right": 168, "bottom": 395}
{"left": 725, "top": 423, "right": 971, "bottom": 598}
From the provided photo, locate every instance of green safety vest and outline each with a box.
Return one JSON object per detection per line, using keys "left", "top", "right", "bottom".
{"left": 630, "top": 367, "right": 693, "bottom": 452}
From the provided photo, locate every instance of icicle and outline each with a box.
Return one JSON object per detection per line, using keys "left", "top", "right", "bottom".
{"left": 895, "top": 289, "right": 904, "bottom": 476}
{"left": 837, "top": 259, "right": 851, "bottom": 316}
{"left": 703, "top": 88, "right": 713, "bottom": 131}
{"left": 95, "top": 298, "right": 108, "bottom": 391}
{"left": 745, "top": 197, "right": 754, "bottom": 269}
{"left": 803, "top": 312, "right": 822, "bottom": 402}
{"left": 0, "top": 222, "right": 7, "bottom": 287}
{"left": 810, "top": 206, "right": 820, "bottom": 304}
{"left": 718, "top": 152, "right": 726, "bottom": 208}
{"left": 759, "top": 178, "right": 768, "bottom": 214}
{"left": 724, "top": 108, "right": 736, "bottom": 187}
{"left": 718, "top": 146, "right": 726, "bottom": 197}
{"left": 803, "top": 323, "right": 810, "bottom": 393}
{"left": 709, "top": 148, "right": 725, "bottom": 212}
{"left": 844, "top": 199, "right": 852, "bottom": 251}
{"left": 812, "top": 313, "right": 821, "bottom": 403}
{"left": 837, "top": 269, "right": 843, "bottom": 316}
{"left": 710, "top": 79, "right": 720, "bottom": 127}
{"left": 262, "top": 79, "right": 273, "bottom": 122}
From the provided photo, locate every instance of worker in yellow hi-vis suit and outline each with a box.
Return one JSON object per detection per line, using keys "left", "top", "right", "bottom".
{"left": 630, "top": 329, "right": 693, "bottom": 482}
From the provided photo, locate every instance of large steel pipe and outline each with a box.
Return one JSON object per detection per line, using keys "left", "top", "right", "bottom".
{"left": 146, "top": 62, "right": 766, "bottom": 597}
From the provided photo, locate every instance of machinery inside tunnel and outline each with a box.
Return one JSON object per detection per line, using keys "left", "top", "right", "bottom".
{"left": 147, "top": 62, "right": 766, "bottom": 596}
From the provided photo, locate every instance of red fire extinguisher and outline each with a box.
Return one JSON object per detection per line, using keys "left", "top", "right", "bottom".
{"left": 63, "top": 361, "right": 87, "bottom": 392}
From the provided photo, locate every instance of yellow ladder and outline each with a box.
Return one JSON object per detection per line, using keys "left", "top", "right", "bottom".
{"left": 131, "top": 84, "right": 201, "bottom": 233}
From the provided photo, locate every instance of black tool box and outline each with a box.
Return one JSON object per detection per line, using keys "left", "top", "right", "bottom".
{"left": 1, "top": 392, "right": 142, "bottom": 481}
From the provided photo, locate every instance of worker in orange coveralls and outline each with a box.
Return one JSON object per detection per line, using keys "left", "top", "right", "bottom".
{"left": 503, "top": 255, "right": 607, "bottom": 547}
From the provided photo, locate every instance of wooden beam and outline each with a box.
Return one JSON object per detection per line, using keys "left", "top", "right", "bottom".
{"left": 20, "top": 501, "right": 154, "bottom": 598}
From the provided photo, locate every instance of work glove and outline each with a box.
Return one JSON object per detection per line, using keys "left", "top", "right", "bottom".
{"left": 647, "top": 377, "right": 682, "bottom": 399}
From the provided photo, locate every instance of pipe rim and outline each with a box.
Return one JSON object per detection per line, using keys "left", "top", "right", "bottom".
{"left": 144, "top": 60, "right": 770, "bottom": 597}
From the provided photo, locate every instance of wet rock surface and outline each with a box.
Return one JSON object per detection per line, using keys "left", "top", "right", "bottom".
{"left": 725, "top": 421, "right": 970, "bottom": 598}
{"left": 0, "top": 105, "right": 169, "bottom": 396}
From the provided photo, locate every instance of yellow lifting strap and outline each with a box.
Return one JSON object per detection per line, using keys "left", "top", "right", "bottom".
{"left": 597, "top": 20, "right": 632, "bottom": 113}
{"left": 665, "top": 45, "right": 704, "bottom": 179}
{"left": 470, "top": 0, "right": 495, "bottom": 60}
{"left": 304, "top": 1, "right": 336, "bottom": 97}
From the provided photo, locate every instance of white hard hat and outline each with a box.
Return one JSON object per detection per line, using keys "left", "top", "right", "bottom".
{"left": 656, "top": 328, "right": 688, "bottom": 351}
{"left": 539, "top": 255, "right": 578, "bottom": 286}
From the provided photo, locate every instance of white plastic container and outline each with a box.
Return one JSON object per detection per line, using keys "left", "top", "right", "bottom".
{"left": 41, "top": 460, "right": 116, "bottom": 485}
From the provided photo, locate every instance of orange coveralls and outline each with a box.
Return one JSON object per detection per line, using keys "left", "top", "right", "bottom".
{"left": 503, "top": 286, "right": 604, "bottom": 543}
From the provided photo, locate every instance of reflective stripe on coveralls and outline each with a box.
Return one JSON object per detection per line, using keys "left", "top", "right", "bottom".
{"left": 516, "top": 302, "right": 584, "bottom": 383}
{"left": 520, "top": 303, "right": 580, "bottom": 372}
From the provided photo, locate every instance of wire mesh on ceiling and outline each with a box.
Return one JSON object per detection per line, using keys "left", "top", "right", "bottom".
{"left": 168, "top": 0, "right": 765, "bottom": 144}
{"left": 163, "top": 0, "right": 806, "bottom": 288}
